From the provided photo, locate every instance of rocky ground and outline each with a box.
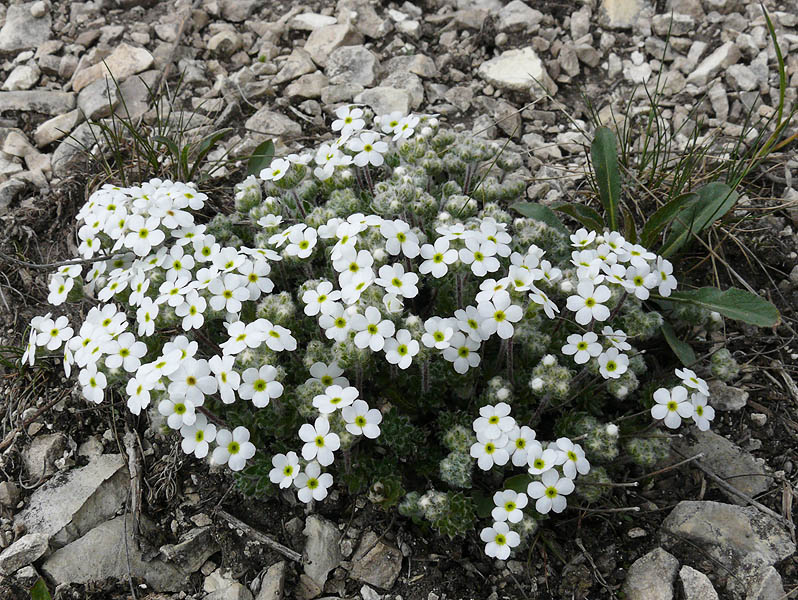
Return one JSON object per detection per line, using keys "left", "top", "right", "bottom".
{"left": 0, "top": 0, "right": 797, "bottom": 598}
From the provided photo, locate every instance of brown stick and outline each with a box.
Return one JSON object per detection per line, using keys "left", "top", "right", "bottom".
{"left": 215, "top": 509, "right": 302, "bottom": 563}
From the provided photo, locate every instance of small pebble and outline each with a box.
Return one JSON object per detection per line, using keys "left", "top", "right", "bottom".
{"left": 627, "top": 527, "right": 647, "bottom": 538}
{"left": 750, "top": 413, "right": 767, "bottom": 427}
{"left": 30, "top": 1, "right": 47, "bottom": 18}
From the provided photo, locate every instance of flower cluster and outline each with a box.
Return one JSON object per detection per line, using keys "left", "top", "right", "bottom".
{"left": 20, "top": 105, "right": 731, "bottom": 560}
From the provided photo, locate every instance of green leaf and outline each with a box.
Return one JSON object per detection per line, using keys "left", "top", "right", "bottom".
{"left": 623, "top": 208, "right": 637, "bottom": 244}
{"left": 503, "top": 473, "right": 532, "bottom": 494}
{"left": 553, "top": 202, "right": 604, "bottom": 233}
{"left": 153, "top": 135, "right": 180, "bottom": 160}
{"left": 660, "top": 321, "right": 696, "bottom": 366}
{"left": 30, "top": 578, "right": 52, "bottom": 600}
{"left": 511, "top": 202, "right": 569, "bottom": 234}
{"left": 660, "top": 182, "right": 739, "bottom": 257}
{"left": 189, "top": 128, "right": 233, "bottom": 180}
{"left": 590, "top": 126, "right": 621, "bottom": 230}
{"left": 661, "top": 286, "right": 780, "bottom": 327}
{"left": 640, "top": 192, "right": 699, "bottom": 247}
{"left": 473, "top": 491, "right": 494, "bottom": 519}
{"left": 247, "top": 139, "right": 275, "bottom": 177}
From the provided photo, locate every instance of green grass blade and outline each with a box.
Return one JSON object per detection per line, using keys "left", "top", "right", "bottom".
{"left": 590, "top": 126, "right": 621, "bottom": 230}
{"left": 30, "top": 578, "right": 52, "bottom": 600}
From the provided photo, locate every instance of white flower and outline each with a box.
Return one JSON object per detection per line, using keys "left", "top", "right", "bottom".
{"left": 454, "top": 306, "right": 485, "bottom": 342}
{"left": 566, "top": 281, "right": 611, "bottom": 325}
{"left": 212, "top": 246, "right": 245, "bottom": 272}
{"left": 313, "top": 384, "right": 358, "bottom": 414}
{"left": 126, "top": 374, "right": 155, "bottom": 415}
{"left": 193, "top": 234, "right": 221, "bottom": 263}
{"left": 302, "top": 281, "right": 342, "bottom": 317}
{"left": 295, "top": 461, "right": 333, "bottom": 503}
{"left": 459, "top": 237, "right": 500, "bottom": 277}
{"left": 180, "top": 413, "right": 217, "bottom": 459}
{"left": 598, "top": 348, "right": 629, "bottom": 379}
{"left": 554, "top": 438, "right": 590, "bottom": 479}
{"left": 342, "top": 400, "right": 382, "bottom": 438}
{"left": 384, "top": 329, "right": 419, "bottom": 369}
{"left": 476, "top": 278, "right": 511, "bottom": 303}
{"left": 623, "top": 264, "right": 657, "bottom": 300}
{"left": 299, "top": 416, "right": 340, "bottom": 467}
{"left": 506, "top": 426, "right": 538, "bottom": 467}
{"left": 351, "top": 306, "right": 395, "bottom": 351}
{"left": 239, "top": 365, "right": 283, "bottom": 408}
{"left": 419, "top": 238, "right": 458, "bottom": 278}
{"left": 157, "top": 273, "right": 193, "bottom": 308}
{"left": 125, "top": 215, "right": 165, "bottom": 256}
{"left": 561, "top": 332, "right": 602, "bottom": 365}
{"left": 375, "top": 263, "right": 419, "bottom": 298}
{"left": 307, "top": 362, "right": 349, "bottom": 388}
{"left": 675, "top": 367, "right": 709, "bottom": 396}
{"left": 212, "top": 426, "right": 256, "bottom": 471}
{"left": 270, "top": 451, "right": 301, "bottom": 488}
{"left": 655, "top": 257, "right": 677, "bottom": 296}
{"left": 47, "top": 275, "right": 74, "bottom": 305}
{"left": 601, "top": 326, "right": 631, "bottom": 351}
{"left": 393, "top": 114, "right": 420, "bottom": 140}
{"left": 260, "top": 157, "right": 290, "bottom": 181}
{"left": 332, "top": 106, "right": 365, "bottom": 137}
{"left": 319, "top": 303, "right": 351, "bottom": 342}
{"left": 492, "top": 490, "right": 528, "bottom": 523}
{"left": 341, "top": 271, "right": 375, "bottom": 305}
{"left": 128, "top": 271, "right": 150, "bottom": 306}
{"left": 690, "top": 392, "right": 715, "bottom": 431}
{"left": 348, "top": 131, "right": 388, "bottom": 167}
{"left": 168, "top": 358, "right": 218, "bottom": 406}
{"left": 527, "top": 469, "right": 575, "bottom": 514}
{"left": 442, "top": 332, "right": 481, "bottom": 374}
{"left": 651, "top": 386, "right": 694, "bottom": 429}
{"left": 238, "top": 259, "right": 274, "bottom": 300}
{"left": 528, "top": 285, "right": 560, "bottom": 320}
{"left": 220, "top": 320, "right": 265, "bottom": 355}
{"left": 478, "top": 291, "right": 523, "bottom": 340}
{"left": 527, "top": 444, "right": 559, "bottom": 475}
{"left": 208, "top": 354, "right": 240, "bottom": 404}
{"left": 208, "top": 273, "right": 249, "bottom": 314}
{"left": 470, "top": 435, "right": 510, "bottom": 470}
{"left": 158, "top": 397, "right": 197, "bottom": 429}
{"left": 625, "top": 243, "right": 656, "bottom": 269}
{"left": 480, "top": 521, "right": 520, "bottom": 560}
{"left": 285, "top": 226, "right": 318, "bottom": 259}
{"left": 257, "top": 319, "right": 297, "bottom": 352}
{"left": 380, "top": 220, "right": 420, "bottom": 258}
{"left": 36, "top": 316, "right": 74, "bottom": 351}
{"left": 78, "top": 364, "right": 107, "bottom": 404}
{"left": 379, "top": 110, "right": 404, "bottom": 135}
{"left": 570, "top": 228, "right": 596, "bottom": 248}
{"left": 473, "top": 402, "right": 515, "bottom": 440}
{"left": 104, "top": 331, "right": 147, "bottom": 372}
{"left": 175, "top": 290, "right": 207, "bottom": 331}
{"left": 421, "top": 317, "right": 455, "bottom": 349}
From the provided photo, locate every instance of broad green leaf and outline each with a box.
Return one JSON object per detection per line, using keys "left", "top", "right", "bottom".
{"left": 30, "top": 578, "right": 52, "bottom": 600}
{"left": 473, "top": 491, "right": 494, "bottom": 519}
{"left": 503, "top": 473, "right": 532, "bottom": 494}
{"left": 153, "top": 135, "right": 180, "bottom": 159}
{"left": 662, "top": 286, "right": 780, "bottom": 327}
{"left": 590, "top": 126, "right": 621, "bottom": 230}
{"left": 189, "top": 128, "right": 233, "bottom": 180}
{"left": 247, "top": 139, "right": 275, "bottom": 177}
{"left": 660, "top": 182, "right": 739, "bottom": 257}
{"left": 552, "top": 202, "right": 604, "bottom": 233}
{"left": 640, "top": 192, "right": 699, "bottom": 247}
{"left": 660, "top": 322, "right": 696, "bottom": 366}
{"left": 511, "top": 202, "right": 569, "bottom": 234}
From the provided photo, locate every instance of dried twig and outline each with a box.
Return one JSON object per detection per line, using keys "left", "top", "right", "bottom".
{"left": 124, "top": 428, "right": 142, "bottom": 536}
{"left": 215, "top": 509, "right": 302, "bottom": 563}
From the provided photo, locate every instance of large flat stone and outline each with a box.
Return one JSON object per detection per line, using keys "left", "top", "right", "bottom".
{"left": 302, "top": 515, "right": 341, "bottom": 589}
{"left": 72, "top": 42, "right": 154, "bottom": 92}
{"left": 16, "top": 454, "right": 128, "bottom": 548}
{"left": 0, "top": 533, "right": 49, "bottom": 575}
{"left": 672, "top": 430, "right": 771, "bottom": 505}
{"left": 41, "top": 515, "right": 187, "bottom": 592}
{"left": 348, "top": 531, "right": 403, "bottom": 590}
{"left": 0, "top": 91, "right": 76, "bottom": 115}
{"left": 623, "top": 548, "right": 679, "bottom": 600}
{"left": 0, "top": 3, "right": 52, "bottom": 53}
{"left": 477, "top": 48, "right": 556, "bottom": 97}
